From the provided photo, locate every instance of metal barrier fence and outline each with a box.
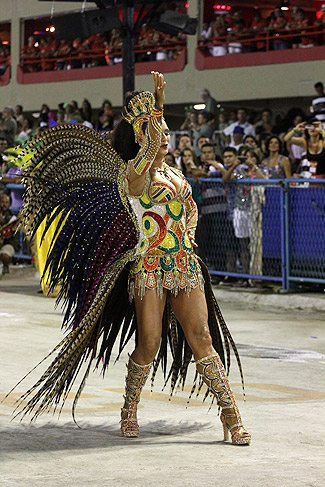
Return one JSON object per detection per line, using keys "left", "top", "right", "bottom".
{"left": 192, "top": 178, "right": 325, "bottom": 290}
{"left": 4, "top": 179, "right": 325, "bottom": 290}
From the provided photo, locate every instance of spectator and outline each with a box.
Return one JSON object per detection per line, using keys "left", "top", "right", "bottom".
{"left": 165, "top": 152, "right": 177, "bottom": 168}
{"left": 193, "top": 112, "right": 214, "bottom": 156}
{"left": 228, "top": 19, "right": 246, "bottom": 54}
{"left": 0, "top": 46, "right": 8, "bottom": 75}
{"left": 180, "top": 148, "right": 198, "bottom": 177}
{"left": 107, "top": 29, "right": 122, "bottom": 65}
{"left": 14, "top": 105, "right": 24, "bottom": 125}
{"left": 81, "top": 99, "right": 93, "bottom": 125}
{"left": 0, "top": 137, "right": 9, "bottom": 163}
{"left": 285, "top": 114, "right": 306, "bottom": 173}
{"left": 209, "top": 16, "right": 227, "bottom": 57}
{"left": 15, "top": 120, "right": 29, "bottom": 144}
{"left": 64, "top": 104, "right": 79, "bottom": 123}
{"left": 250, "top": 11, "right": 267, "bottom": 51}
{"left": 268, "top": 7, "right": 289, "bottom": 51}
{"left": 199, "top": 143, "right": 224, "bottom": 177}
{"left": 258, "top": 131, "right": 272, "bottom": 156}
{"left": 195, "top": 143, "right": 228, "bottom": 271}
{"left": 0, "top": 194, "right": 20, "bottom": 275}
{"left": 200, "top": 89, "right": 218, "bottom": 116}
{"left": 286, "top": 8, "right": 309, "bottom": 48}
{"left": 196, "top": 136, "right": 211, "bottom": 166}
{"left": 21, "top": 117, "right": 34, "bottom": 138}
{"left": 255, "top": 108, "right": 274, "bottom": 133}
{"left": 97, "top": 110, "right": 113, "bottom": 133}
{"left": 70, "top": 100, "right": 83, "bottom": 122}
{"left": 284, "top": 120, "right": 325, "bottom": 178}
{"left": 201, "top": 21, "right": 212, "bottom": 40}
{"left": 56, "top": 110, "right": 65, "bottom": 125}
{"left": 176, "top": 134, "right": 193, "bottom": 152}
{"left": 180, "top": 111, "right": 197, "bottom": 136}
{"left": 55, "top": 39, "right": 72, "bottom": 70}
{"left": 243, "top": 134, "right": 258, "bottom": 148}
{"left": 217, "top": 112, "right": 229, "bottom": 132}
{"left": 223, "top": 107, "right": 255, "bottom": 145}
{"left": 223, "top": 147, "right": 267, "bottom": 285}
{"left": 311, "top": 82, "right": 325, "bottom": 127}
{"left": 0, "top": 107, "right": 17, "bottom": 148}
{"left": 230, "top": 126, "right": 245, "bottom": 151}
{"left": 262, "top": 135, "right": 291, "bottom": 178}
{"left": 20, "top": 36, "right": 39, "bottom": 73}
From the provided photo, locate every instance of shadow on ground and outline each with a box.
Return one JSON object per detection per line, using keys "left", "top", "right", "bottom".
{"left": 0, "top": 420, "right": 215, "bottom": 454}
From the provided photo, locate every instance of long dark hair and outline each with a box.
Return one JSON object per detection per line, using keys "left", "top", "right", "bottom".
{"left": 265, "top": 135, "right": 282, "bottom": 158}
{"left": 110, "top": 90, "right": 144, "bottom": 162}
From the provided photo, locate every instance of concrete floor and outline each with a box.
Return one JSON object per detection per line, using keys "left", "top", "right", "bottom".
{"left": 0, "top": 269, "right": 325, "bottom": 487}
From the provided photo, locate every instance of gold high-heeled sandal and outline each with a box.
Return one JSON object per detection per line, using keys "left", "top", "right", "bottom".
{"left": 196, "top": 354, "right": 251, "bottom": 446}
{"left": 220, "top": 409, "right": 251, "bottom": 445}
{"left": 120, "top": 356, "right": 152, "bottom": 438}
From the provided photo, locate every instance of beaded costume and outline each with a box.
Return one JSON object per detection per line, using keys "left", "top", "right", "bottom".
{"left": 7, "top": 90, "right": 244, "bottom": 421}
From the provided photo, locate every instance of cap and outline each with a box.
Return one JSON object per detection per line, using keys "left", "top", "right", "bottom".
{"left": 233, "top": 125, "right": 244, "bottom": 134}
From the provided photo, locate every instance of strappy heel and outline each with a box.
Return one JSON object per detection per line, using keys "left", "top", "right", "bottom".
{"left": 120, "top": 356, "right": 152, "bottom": 438}
{"left": 220, "top": 409, "right": 251, "bottom": 445}
{"left": 196, "top": 354, "right": 251, "bottom": 446}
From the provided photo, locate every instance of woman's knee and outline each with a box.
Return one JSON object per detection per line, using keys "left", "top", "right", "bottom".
{"left": 136, "top": 334, "right": 161, "bottom": 360}
{"left": 187, "top": 323, "right": 213, "bottom": 349}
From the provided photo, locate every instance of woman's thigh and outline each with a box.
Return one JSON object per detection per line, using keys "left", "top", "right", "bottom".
{"left": 168, "top": 287, "right": 214, "bottom": 359}
{"left": 134, "top": 288, "right": 167, "bottom": 342}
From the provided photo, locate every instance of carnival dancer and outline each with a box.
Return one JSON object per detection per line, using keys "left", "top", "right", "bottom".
{"left": 6, "top": 72, "right": 250, "bottom": 446}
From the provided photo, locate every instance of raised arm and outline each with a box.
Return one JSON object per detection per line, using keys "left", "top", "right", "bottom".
{"left": 129, "top": 72, "right": 166, "bottom": 178}
{"left": 283, "top": 121, "right": 307, "bottom": 149}
{"left": 185, "top": 192, "right": 198, "bottom": 245}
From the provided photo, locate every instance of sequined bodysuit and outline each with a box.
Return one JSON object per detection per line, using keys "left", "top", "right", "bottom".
{"left": 126, "top": 111, "right": 203, "bottom": 299}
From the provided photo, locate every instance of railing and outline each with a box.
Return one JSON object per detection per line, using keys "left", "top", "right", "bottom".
{"left": 192, "top": 177, "right": 325, "bottom": 290}
{"left": 19, "top": 42, "right": 186, "bottom": 72}
{"left": 5, "top": 178, "right": 325, "bottom": 290}
{"left": 198, "top": 24, "right": 325, "bottom": 55}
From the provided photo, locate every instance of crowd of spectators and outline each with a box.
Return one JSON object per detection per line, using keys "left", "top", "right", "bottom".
{"left": 199, "top": 6, "right": 324, "bottom": 56}
{"left": 0, "top": 42, "right": 10, "bottom": 75}
{"left": 0, "top": 81, "right": 324, "bottom": 283}
{"left": 20, "top": 25, "right": 186, "bottom": 73}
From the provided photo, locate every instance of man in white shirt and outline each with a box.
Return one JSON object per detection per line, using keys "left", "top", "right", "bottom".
{"left": 222, "top": 107, "right": 255, "bottom": 145}
{"left": 230, "top": 126, "right": 245, "bottom": 151}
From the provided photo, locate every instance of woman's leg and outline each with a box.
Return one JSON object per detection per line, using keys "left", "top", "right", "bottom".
{"left": 168, "top": 287, "right": 251, "bottom": 445}
{"left": 121, "top": 288, "right": 167, "bottom": 437}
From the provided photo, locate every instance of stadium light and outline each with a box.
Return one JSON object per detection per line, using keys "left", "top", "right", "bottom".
{"left": 193, "top": 104, "right": 206, "bottom": 110}
{"left": 214, "top": 4, "right": 231, "bottom": 11}
{"left": 280, "top": 0, "right": 289, "bottom": 11}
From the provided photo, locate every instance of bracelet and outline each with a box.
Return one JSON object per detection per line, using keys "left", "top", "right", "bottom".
{"left": 292, "top": 128, "right": 298, "bottom": 134}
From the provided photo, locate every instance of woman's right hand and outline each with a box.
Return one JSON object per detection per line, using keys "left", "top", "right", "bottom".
{"left": 295, "top": 122, "right": 306, "bottom": 133}
{"left": 151, "top": 71, "right": 166, "bottom": 108}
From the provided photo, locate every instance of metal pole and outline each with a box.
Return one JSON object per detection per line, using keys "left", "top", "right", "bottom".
{"left": 280, "top": 181, "right": 289, "bottom": 291}
{"left": 122, "top": 0, "right": 135, "bottom": 98}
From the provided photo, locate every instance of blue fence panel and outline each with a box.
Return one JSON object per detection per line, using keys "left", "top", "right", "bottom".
{"left": 289, "top": 182, "right": 325, "bottom": 280}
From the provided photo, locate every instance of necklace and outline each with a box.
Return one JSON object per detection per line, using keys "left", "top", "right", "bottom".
{"left": 150, "top": 164, "right": 172, "bottom": 180}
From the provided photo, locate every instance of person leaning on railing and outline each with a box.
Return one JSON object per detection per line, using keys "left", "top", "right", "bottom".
{"left": 222, "top": 147, "right": 267, "bottom": 287}
{"left": 284, "top": 120, "right": 325, "bottom": 178}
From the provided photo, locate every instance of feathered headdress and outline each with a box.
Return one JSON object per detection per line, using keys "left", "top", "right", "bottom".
{"left": 122, "top": 91, "right": 155, "bottom": 137}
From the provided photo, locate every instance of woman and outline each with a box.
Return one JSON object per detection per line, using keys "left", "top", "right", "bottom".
{"left": 284, "top": 120, "right": 325, "bottom": 178}
{"left": 262, "top": 135, "right": 291, "bottom": 178}
{"left": 180, "top": 147, "right": 197, "bottom": 176}
{"left": 7, "top": 72, "right": 250, "bottom": 446}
